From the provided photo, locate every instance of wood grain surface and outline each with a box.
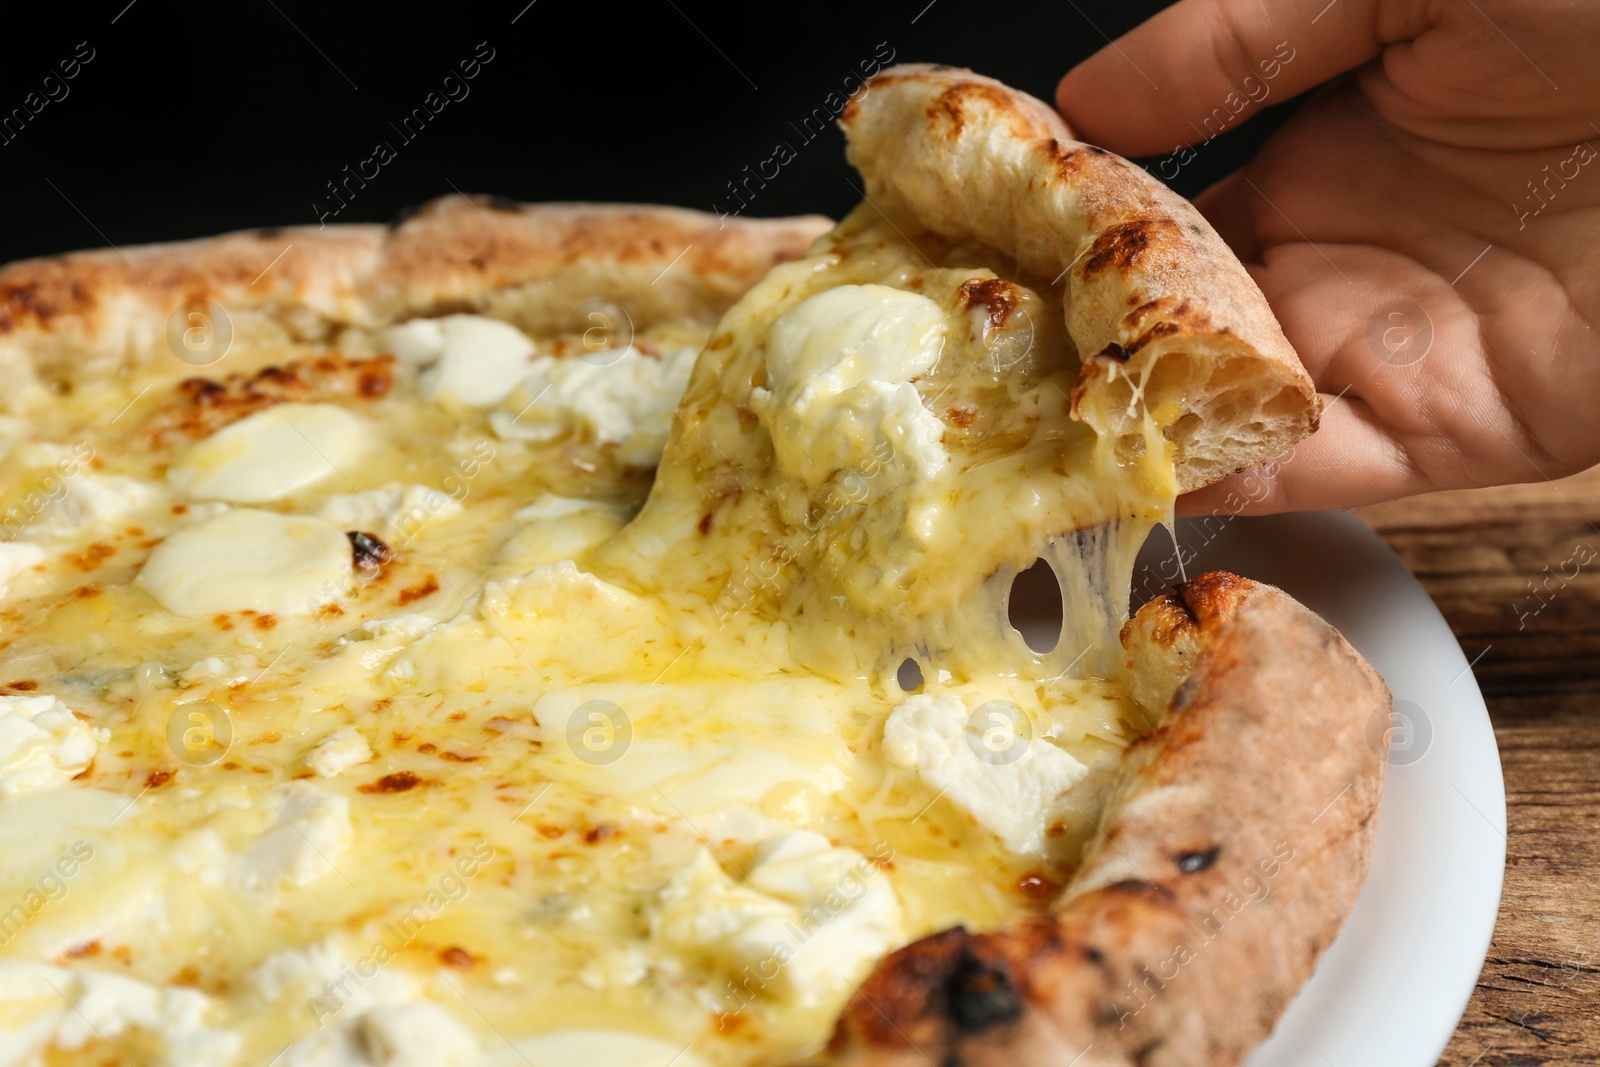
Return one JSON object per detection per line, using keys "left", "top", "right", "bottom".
{"left": 1356, "top": 465, "right": 1600, "bottom": 1066}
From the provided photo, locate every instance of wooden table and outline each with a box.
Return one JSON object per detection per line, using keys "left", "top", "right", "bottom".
{"left": 1356, "top": 466, "right": 1600, "bottom": 1065}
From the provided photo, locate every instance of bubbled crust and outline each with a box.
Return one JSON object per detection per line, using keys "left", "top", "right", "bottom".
{"left": 823, "top": 574, "right": 1389, "bottom": 1067}
{"left": 0, "top": 195, "right": 830, "bottom": 400}
{"left": 840, "top": 65, "right": 1319, "bottom": 492}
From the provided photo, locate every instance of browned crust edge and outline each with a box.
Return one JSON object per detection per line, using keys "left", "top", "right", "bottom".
{"left": 824, "top": 573, "right": 1389, "bottom": 1067}
{"left": 839, "top": 64, "right": 1320, "bottom": 492}
{"left": 0, "top": 195, "right": 832, "bottom": 399}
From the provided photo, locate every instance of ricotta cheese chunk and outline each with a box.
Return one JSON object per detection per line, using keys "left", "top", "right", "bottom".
{"left": 167, "top": 403, "right": 369, "bottom": 504}
{"left": 652, "top": 830, "right": 903, "bottom": 1004}
{"left": 883, "top": 692, "right": 1089, "bottom": 855}
{"left": 136, "top": 509, "right": 353, "bottom": 617}
{"left": 0, "top": 959, "right": 239, "bottom": 1067}
{"left": 488, "top": 345, "right": 698, "bottom": 467}
{"left": 0, "top": 694, "right": 107, "bottom": 799}
{"left": 36, "top": 473, "right": 167, "bottom": 537}
{"left": 382, "top": 314, "right": 538, "bottom": 407}
{"left": 316, "top": 483, "right": 463, "bottom": 541}
{"left": 752, "top": 284, "right": 949, "bottom": 488}
{"left": 304, "top": 729, "right": 374, "bottom": 778}
{"left": 250, "top": 939, "right": 479, "bottom": 1067}
{"left": 236, "top": 781, "right": 353, "bottom": 890}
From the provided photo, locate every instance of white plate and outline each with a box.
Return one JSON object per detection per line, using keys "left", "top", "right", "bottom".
{"left": 1128, "top": 512, "right": 1506, "bottom": 1067}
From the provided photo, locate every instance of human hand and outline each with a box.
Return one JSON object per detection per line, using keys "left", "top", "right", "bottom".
{"left": 1056, "top": 0, "right": 1600, "bottom": 515}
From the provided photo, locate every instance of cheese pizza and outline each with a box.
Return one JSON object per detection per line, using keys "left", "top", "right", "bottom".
{"left": 0, "top": 66, "right": 1387, "bottom": 1067}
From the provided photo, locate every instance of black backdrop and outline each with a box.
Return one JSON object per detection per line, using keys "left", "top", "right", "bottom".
{"left": 0, "top": 0, "right": 1307, "bottom": 264}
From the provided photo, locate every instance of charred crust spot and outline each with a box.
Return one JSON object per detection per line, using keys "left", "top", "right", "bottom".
{"left": 145, "top": 770, "right": 174, "bottom": 789}
{"left": 1081, "top": 219, "right": 1177, "bottom": 279}
{"left": 481, "top": 194, "right": 522, "bottom": 213}
{"left": 1081, "top": 944, "right": 1105, "bottom": 966}
{"left": 146, "top": 355, "right": 394, "bottom": 448}
{"left": 1094, "top": 321, "right": 1182, "bottom": 363}
{"left": 946, "top": 406, "right": 976, "bottom": 428}
{"left": 1175, "top": 845, "right": 1221, "bottom": 873}
{"left": 1176, "top": 571, "right": 1248, "bottom": 627}
{"left": 956, "top": 277, "right": 1019, "bottom": 328}
{"left": 359, "top": 771, "right": 421, "bottom": 794}
{"left": 924, "top": 82, "right": 1017, "bottom": 139}
{"left": 946, "top": 947, "right": 1023, "bottom": 1034}
{"left": 254, "top": 226, "right": 284, "bottom": 240}
{"left": 3, "top": 680, "right": 38, "bottom": 692}
{"left": 1086, "top": 145, "right": 1111, "bottom": 155}
{"left": 348, "top": 531, "right": 394, "bottom": 572}
{"left": 697, "top": 511, "right": 714, "bottom": 535}
{"left": 928, "top": 87, "right": 969, "bottom": 134}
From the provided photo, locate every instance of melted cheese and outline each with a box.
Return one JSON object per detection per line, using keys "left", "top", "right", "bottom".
{"left": 0, "top": 206, "right": 1180, "bottom": 1066}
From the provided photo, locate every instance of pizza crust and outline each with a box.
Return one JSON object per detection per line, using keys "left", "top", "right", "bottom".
{"left": 841, "top": 65, "right": 1318, "bottom": 492}
{"left": 823, "top": 573, "right": 1389, "bottom": 1067}
{"left": 0, "top": 195, "right": 830, "bottom": 399}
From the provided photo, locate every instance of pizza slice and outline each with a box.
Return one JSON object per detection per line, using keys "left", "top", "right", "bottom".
{"left": 0, "top": 64, "right": 1386, "bottom": 1067}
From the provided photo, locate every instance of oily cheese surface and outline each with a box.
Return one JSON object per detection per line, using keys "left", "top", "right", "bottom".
{"left": 0, "top": 214, "right": 1170, "bottom": 1066}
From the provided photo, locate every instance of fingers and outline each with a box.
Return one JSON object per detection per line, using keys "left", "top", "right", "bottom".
{"left": 1176, "top": 396, "right": 1427, "bottom": 516}
{"left": 1192, "top": 169, "right": 1262, "bottom": 262}
{"left": 1055, "top": 0, "right": 1395, "bottom": 157}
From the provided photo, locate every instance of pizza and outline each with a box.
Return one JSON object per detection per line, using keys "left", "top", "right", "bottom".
{"left": 0, "top": 65, "right": 1388, "bottom": 1067}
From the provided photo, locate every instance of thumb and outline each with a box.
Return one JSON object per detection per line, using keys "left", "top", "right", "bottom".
{"left": 1055, "top": 0, "right": 1404, "bottom": 157}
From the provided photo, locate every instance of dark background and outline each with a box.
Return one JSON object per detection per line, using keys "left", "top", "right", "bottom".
{"left": 0, "top": 0, "right": 1307, "bottom": 264}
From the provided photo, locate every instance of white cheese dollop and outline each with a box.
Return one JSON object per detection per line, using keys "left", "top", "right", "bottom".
{"left": 382, "top": 314, "right": 537, "bottom": 407}
{"left": 752, "top": 284, "right": 949, "bottom": 489}
{"left": 136, "top": 509, "right": 352, "bottom": 617}
{"left": 883, "top": 692, "right": 1089, "bottom": 855}
{"left": 167, "top": 403, "right": 368, "bottom": 504}
{"left": 0, "top": 694, "right": 107, "bottom": 799}
{"left": 652, "top": 830, "right": 903, "bottom": 1004}
{"left": 488, "top": 345, "right": 698, "bottom": 467}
